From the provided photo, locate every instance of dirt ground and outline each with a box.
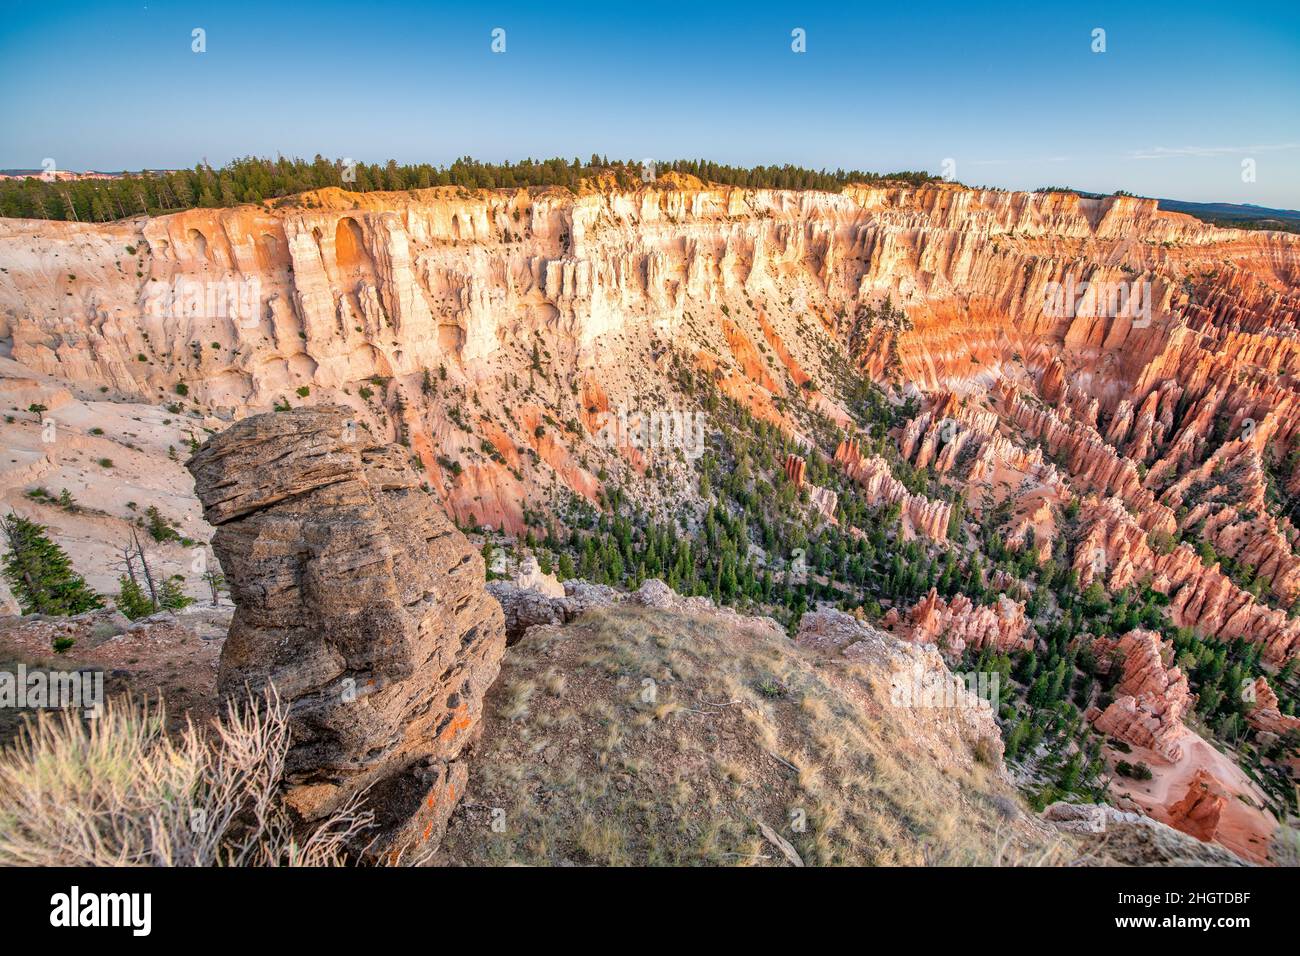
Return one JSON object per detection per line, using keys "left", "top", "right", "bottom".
{"left": 0, "top": 604, "right": 229, "bottom": 744}
{"left": 1104, "top": 730, "right": 1277, "bottom": 864}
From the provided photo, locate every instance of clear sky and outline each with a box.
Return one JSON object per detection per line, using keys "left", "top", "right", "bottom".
{"left": 2, "top": 0, "right": 1297, "bottom": 208}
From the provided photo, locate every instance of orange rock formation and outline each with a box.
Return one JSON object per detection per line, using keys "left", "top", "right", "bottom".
{"left": 900, "top": 587, "right": 1032, "bottom": 657}
{"left": 1087, "top": 629, "right": 1191, "bottom": 761}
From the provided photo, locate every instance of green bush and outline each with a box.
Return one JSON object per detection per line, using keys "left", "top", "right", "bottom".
{"left": 115, "top": 576, "right": 155, "bottom": 620}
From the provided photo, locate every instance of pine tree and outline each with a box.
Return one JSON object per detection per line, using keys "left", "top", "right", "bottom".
{"left": 159, "top": 574, "right": 194, "bottom": 611}
{"left": 115, "top": 574, "right": 155, "bottom": 620}
{"left": 1, "top": 513, "right": 103, "bottom": 615}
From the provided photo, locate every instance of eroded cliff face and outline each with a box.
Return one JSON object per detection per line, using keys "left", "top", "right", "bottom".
{"left": 4, "top": 183, "right": 1296, "bottom": 478}
{"left": 3, "top": 180, "right": 1300, "bottom": 664}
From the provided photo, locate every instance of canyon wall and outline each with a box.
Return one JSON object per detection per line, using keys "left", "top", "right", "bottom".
{"left": 4, "top": 180, "right": 1299, "bottom": 666}
{"left": 5, "top": 183, "right": 1297, "bottom": 417}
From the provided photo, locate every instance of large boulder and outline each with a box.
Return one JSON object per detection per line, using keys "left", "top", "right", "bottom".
{"left": 187, "top": 406, "right": 505, "bottom": 862}
{"left": 487, "top": 580, "right": 566, "bottom": 644}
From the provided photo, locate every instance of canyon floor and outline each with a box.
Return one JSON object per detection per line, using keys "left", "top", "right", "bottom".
{"left": 1, "top": 177, "right": 1298, "bottom": 865}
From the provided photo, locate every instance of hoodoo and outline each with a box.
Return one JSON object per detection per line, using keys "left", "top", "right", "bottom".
{"left": 187, "top": 406, "right": 506, "bottom": 860}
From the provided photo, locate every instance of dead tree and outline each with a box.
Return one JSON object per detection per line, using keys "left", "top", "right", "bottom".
{"left": 129, "top": 527, "right": 159, "bottom": 609}
{"left": 113, "top": 540, "right": 138, "bottom": 585}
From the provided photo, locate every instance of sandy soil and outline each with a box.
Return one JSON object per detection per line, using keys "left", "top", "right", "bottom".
{"left": 1106, "top": 729, "right": 1277, "bottom": 864}
{"left": 0, "top": 356, "right": 217, "bottom": 610}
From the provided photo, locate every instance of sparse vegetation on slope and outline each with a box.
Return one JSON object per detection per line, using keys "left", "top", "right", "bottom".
{"left": 438, "top": 603, "right": 1066, "bottom": 866}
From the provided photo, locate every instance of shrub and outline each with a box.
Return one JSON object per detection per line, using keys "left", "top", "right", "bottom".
{"left": 159, "top": 574, "right": 194, "bottom": 611}
{"left": 0, "top": 689, "right": 372, "bottom": 866}
{"left": 972, "top": 736, "right": 1000, "bottom": 766}
{"left": 1115, "top": 759, "right": 1152, "bottom": 780}
{"left": 174, "top": 383, "right": 189, "bottom": 396}
{"left": 144, "top": 505, "right": 181, "bottom": 543}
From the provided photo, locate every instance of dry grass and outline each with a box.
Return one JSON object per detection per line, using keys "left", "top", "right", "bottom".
{"left": 439, "top": 604, "right": 1062, "bottom": 866}
{"left": 0, "top": 688, "right": 372, "bottom": 866}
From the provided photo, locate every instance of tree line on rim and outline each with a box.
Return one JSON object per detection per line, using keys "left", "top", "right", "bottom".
{"left": 0, "top": 155, "right": 943, "bottom": 223}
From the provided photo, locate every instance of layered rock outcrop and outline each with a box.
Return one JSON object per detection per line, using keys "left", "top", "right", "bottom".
{"left": 1166, "top": 769, "right": 1228, "bottom": 842}
{"left": 1087, "top": 629, "right": 1191, "bottom": 761}
{"left": 187, "top": 405, "right": 506, "bottom": 861}
{"left": 899, "top": 587, "right": 1032, "bottom": 657}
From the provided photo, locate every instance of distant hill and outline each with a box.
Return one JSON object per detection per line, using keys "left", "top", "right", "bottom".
{"left": 0, "top": 169, "right": 125, "bottom": 182}
{"left": 1152, "top": 197, "right": 1300, "bottom": 234}
{"left": 1035, "top": 185, "right": 1300, "bottom": 234}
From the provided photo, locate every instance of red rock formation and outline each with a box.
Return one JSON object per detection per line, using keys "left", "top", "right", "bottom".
{"left": 1074, "top": 495, "right": 1299, "bottom": 665}
{"left": 1087, "top": 629, "right": 1191, "bottom": 761}
{"left": 1246, "top": 676, "right": 1300, "bottom": 737}
{"left": 784, "top": 454, "right": 806, "bottom": 488}
{"left": 1040, "top": 356, "right": 1067, "bottom": 405}
{"left": 966, "top": 431, "right": 1063, "bottom": 488}
{"left": 723, "top": 318, "right": 783, "bottom": 394}
{"left": 1000, "top": 387, "right": 1176, "bottom": 537}
{"left": 834, "top": 438, "right": 950, "bottom": 541}
{"left": 5, "top": 179, "right": 1299, "bottom": 549}
{"left": 900, "top": 587, "right": 1031, "bottom": 657}
{"left": 1166, "top": 769, "right": 1228, "bottom": 842}
{"left": 1162, "top": 434, "right": 1300, "bottom": 606}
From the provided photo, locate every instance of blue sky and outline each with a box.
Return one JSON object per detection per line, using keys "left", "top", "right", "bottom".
{"left": 2, "top": 1, "right": 1298, "bottom": 207}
